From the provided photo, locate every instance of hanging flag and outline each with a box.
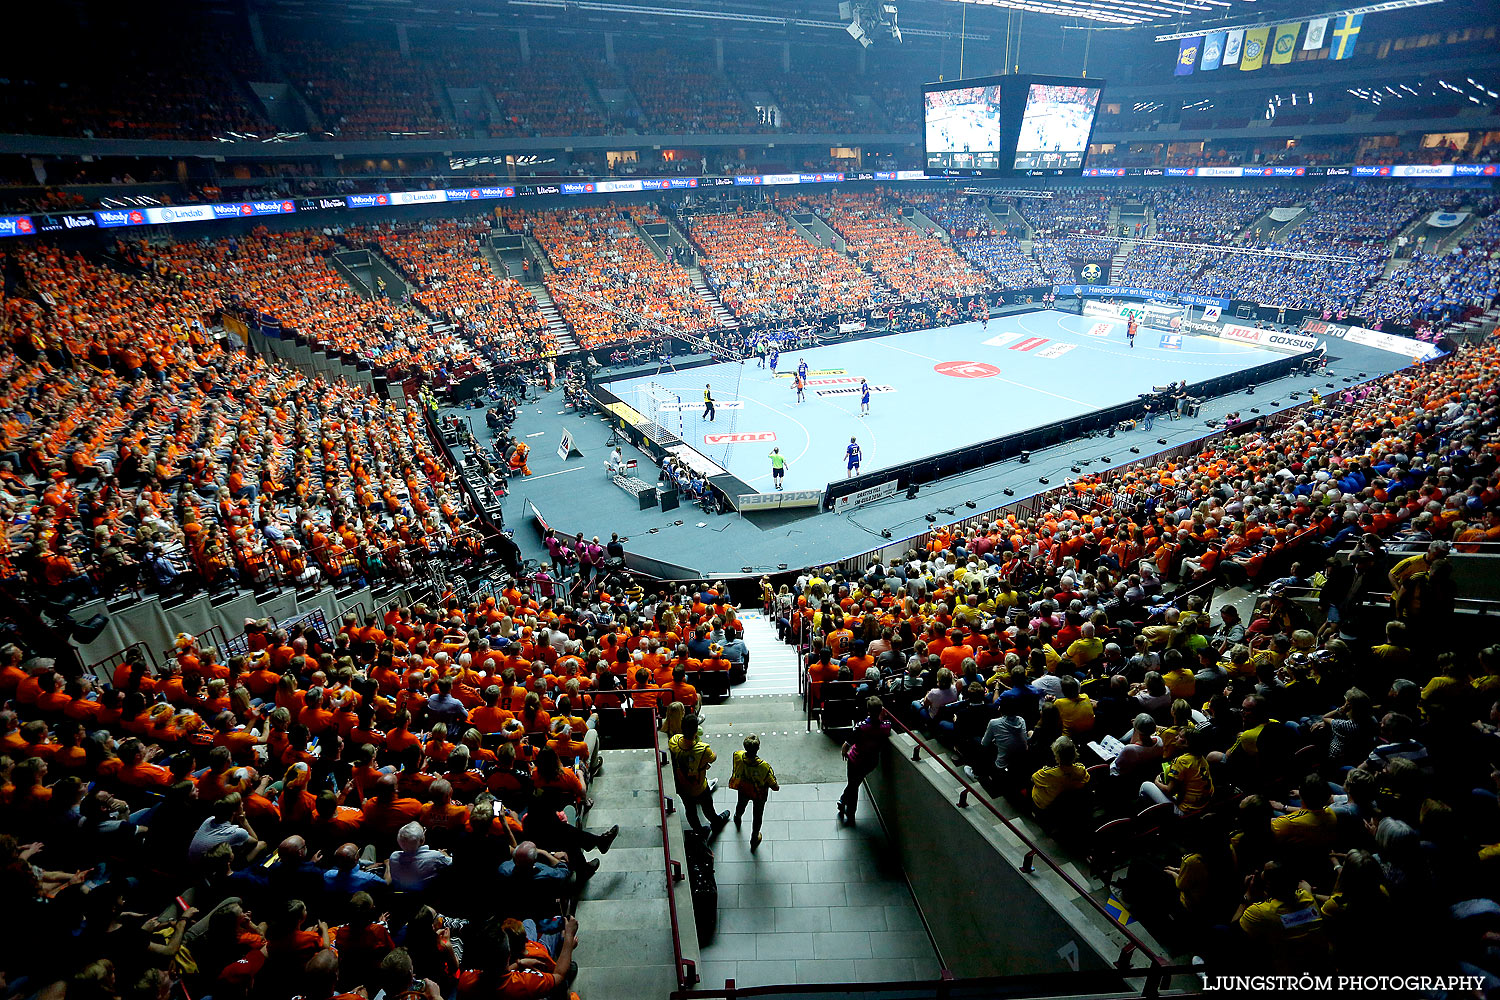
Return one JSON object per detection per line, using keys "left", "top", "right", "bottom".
{"left": 1270, "top": 23, "right": 1300, "bottom": 64}
{"left": 1175, "top": 37, "right": 1201, "bottom": 75}
{"left": 1201, "top": 31, "right": 1227, "bottom": 71}
{"left": 1240, "top": 27, "right": 1271, "bottom": 71}
{"left": 1222, "top": 28, "right": 1245, "bottom": 66}
{"left": 1303, "top": 17, "right": 1330, "bottom": 49}
{"left": 1328, "top": 13, "right": 1363, "bottom": 60}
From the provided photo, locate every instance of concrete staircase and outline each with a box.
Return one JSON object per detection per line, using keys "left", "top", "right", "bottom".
{"left": 734, "top": 609, "right": 800, "bottom": 696}
{"left": 526, "top": 280, "right": 580, "bottom": 353}
{"left": 524, "top": 234, "right": 556, "bottom": 276}
{"left": 1110, "top": 239, "right": 1136, "bottom": 278}
{"left": 901, "top": 207, "right": 947, "bottom": 242}
{"left": 781, "top": 207, "right": 845, "bottom": 253}
{"left": 629, "top": 216, "right": 671, "bottom": 262}
{"left": 572, "top": 749, "right": 698, "bottom": 998}
{"left": 687, "top": 265, "right": 739, "bottom": 330}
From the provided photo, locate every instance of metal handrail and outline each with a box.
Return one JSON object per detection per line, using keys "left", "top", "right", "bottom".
{"left": 650, "top": 704, "right": 697, "bottom": 989}
{"left": 879, "top": 708, "right": 1170, "bottom": 972}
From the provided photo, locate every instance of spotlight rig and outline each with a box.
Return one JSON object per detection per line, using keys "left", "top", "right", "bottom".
{"left": 839, "top": 1, "right": 901, "bottom": 48}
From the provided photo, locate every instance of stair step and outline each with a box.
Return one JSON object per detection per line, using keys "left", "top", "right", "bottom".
{"left": 734, "top": 610, "right": 800, "bottom": 696}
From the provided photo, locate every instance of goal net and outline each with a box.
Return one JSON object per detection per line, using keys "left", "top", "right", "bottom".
{"left": 631, "top": 363, "right": 746, "bottom": 466}
{"left": 634, "top": 382, "right": 684, "bottom": 438}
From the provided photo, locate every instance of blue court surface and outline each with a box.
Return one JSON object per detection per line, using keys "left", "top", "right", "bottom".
{"left": 602, "top": 310, "right": 1289, "bottom": 493}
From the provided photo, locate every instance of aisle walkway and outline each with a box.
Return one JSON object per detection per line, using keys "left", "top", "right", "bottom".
{"left": 571, "top": 754, "right": 681, "bottom": 999}
{"left": 686, "top": 615, "right": 941, "bottom": 989}
{"left": 734, "top": 609, "right": 800, "bottom": 696}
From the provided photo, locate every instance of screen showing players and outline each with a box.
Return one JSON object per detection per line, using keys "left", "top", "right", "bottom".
{"left": 924, "top": 84, "right": 1004, "bottom": 173}
{"left": 1012, "top": 82, "right": 1102, "bottom": 171}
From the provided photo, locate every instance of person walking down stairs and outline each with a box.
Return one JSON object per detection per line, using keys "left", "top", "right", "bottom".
{"left": 729, "top": 735, "right": 780, "bottom": 852}
{"left": 670, "top": 714, "right": 729, "bottom": 834}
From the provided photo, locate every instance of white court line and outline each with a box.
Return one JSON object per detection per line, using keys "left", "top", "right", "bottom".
{"left": 525, "top": 466, "right": 587, "bottom": 481}
{"left": 879, "top": 326, "right": 1091, "bottom": 405}
{"left": 992, "top": 375, "right": 1091, "bottom": 406}
{"left": 875, "top": 341, "right": 941, "bottom": 363}
{"left": 738, "top": 395, "right": 815, "bottom": 485}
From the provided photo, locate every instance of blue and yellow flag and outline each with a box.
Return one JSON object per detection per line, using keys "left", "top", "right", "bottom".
{"left": 1270, "top": 23, "right": 1300, "bottom": 64}
{"left": 1240, "top": 27, "right": 1270, "bottom": 71}
{"left": 1200, "top": 31, "right": 1226, "bottom": 71}
{"left": 1175, "top": 37, "right": 1201, "bottom": 75}
{"left": 1328, "top": 13, "right": 1363, "bottom": 60}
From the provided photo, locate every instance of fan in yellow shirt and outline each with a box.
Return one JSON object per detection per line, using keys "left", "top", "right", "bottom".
{"left": 1030, "top": 736, "right": 1090, "bottom": 813}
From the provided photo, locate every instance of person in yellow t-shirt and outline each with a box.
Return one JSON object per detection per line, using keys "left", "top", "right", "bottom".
{"left": 729, "top": 734, "right": 780, "bottom": 851}
{"left": 668, "top": 714, "right": 728, "bottom": 833}
{"left": 1270, "top": 775, "right": 1338, "bottom": 852}
{"left": 1235, "top": 861, "right": 1330, "bottom": 974}
{"left": 1029, "top": 736, "right": 1090, "bottom": 814}
{"left": 1053, "top": 675, "right": 1095, "bottom": 737}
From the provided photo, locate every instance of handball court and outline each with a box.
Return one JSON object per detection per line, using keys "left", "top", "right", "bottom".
{"left": 480, "top": 312, "right": 1409, "bottom": 577}
{"left": 605, "top": 311, "right": 1295, "bottom": 494}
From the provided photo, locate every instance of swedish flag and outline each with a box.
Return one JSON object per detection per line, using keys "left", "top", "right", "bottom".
{"left": 1328, "top": 13, "right": 1362, "bottom": 60}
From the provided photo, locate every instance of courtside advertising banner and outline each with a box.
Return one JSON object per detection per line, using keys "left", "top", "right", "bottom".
{"left": 1219, "top": 324, "right": 1317, "bottom": 353}
{"left": 833, "top": 479, "right": 900, "bottom": 514}
{"left": 1303, "top": 320, "right": 1443, "bottom": 360}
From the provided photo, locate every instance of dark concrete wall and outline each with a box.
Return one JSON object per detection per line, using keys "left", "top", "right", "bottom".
{"left": 867, "top": 736, "right": 1142, "bottom": 980}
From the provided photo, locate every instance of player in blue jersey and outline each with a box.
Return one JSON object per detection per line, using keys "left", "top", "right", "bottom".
{"left": 768, "top": 347, "right": 779, "bottom": 374}
{"left": 845, "top": 437, "right": 862, "bottom": 478}
{"left": 797, "top": 358, "right": 809, "bottom": 382}
{"left": 859, "top": 379, "right": 871, "bottom": 417}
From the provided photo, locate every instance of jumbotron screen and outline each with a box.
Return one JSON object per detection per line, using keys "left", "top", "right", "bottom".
{"left": 923, "top": 83, "right": 1005, "bottom": 173}
{"left": 1013, "top": 81, "right": 1102, "bottom": 171}
{"left": 923, "top": 74, "right": 1105, "bottom": 178}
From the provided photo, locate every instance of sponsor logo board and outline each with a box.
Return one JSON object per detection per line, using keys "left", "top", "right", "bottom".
{"left": 1159, "top": 334, "right": 1182, "bottom": 350}
{"left": 657, "top": 401, "right": 744, "bottom": 411}
{"left": 934, "top": 361, "right": 1001, "bottom": 379}
{"left": 1010, "top": 337, "right": 1049, "bottom": 352}
{"left": 1218, "top": 323, "right": 1264, "bottom": 344}
{"left": 981, "top": 332, "right": 1022, "bottom": 347}
{"left": 1037, "top": 343, "right": 1077, "bottom": 359}
{"left": 833, "top": 479, "right": 900, "bottom": 514}
{"left": 705, "top": 431, "right": 775, "bottom": 445}
{"left": 774, "top": 368, "right": 845, "bottom": 378}
{"left": 1086, "top": 322, "right": 1113, "bottom": 337}
{"left": 815, "top": 385, "right": 895, "bottom": 397}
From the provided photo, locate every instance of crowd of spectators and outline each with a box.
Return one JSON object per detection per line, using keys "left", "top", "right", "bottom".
{"left": 727, "top": 61, "right": 886, "bottom": 134}
{"left": 0, "top": 571, "right": 750, "bottom": 998}
{"left": 899, "top": 192, "right": 1048, "bottom": 289}
{"left": 1032, "top": 237, "right": 1121, "bottom": 285}
{"left": 142, "top": 230, "right": 481, "bottom": 381}
{"left": 0, "top": 241, "right": 485, "bottom": 601}
{"left": 508, "top": 206, "right": 713, "bottom": 348}
{"left": 279, "top": 38, "right": 456, "bottom": 140}
{"left": 623, "top": 50, "right": 767, "bottom": 135}
{"left": 1360, "top": 213, "right": 1500, "bottom": 329}
{"left": 785, "top": 334, "right": 1500, "bottom": 975}
{"left": 1021, "top": 190, "right": 1116, "bottom": 238}
{"left": 0, "top": 32, "right": 270, "bottom": 141}
{"left": 684, "top": 209, "right": 889, "bottom": 326}
{"left": 343, "top": 219, "right": 555, "bottom": 362}
{"left": 1145, "top": 187, "right": 1265, "bottom": 243}
{"left": 789, "top": 191, "right": 987, "bottom": 301}
{"left": 1113, "top": 246, "right": 1214, "bottom": 294}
